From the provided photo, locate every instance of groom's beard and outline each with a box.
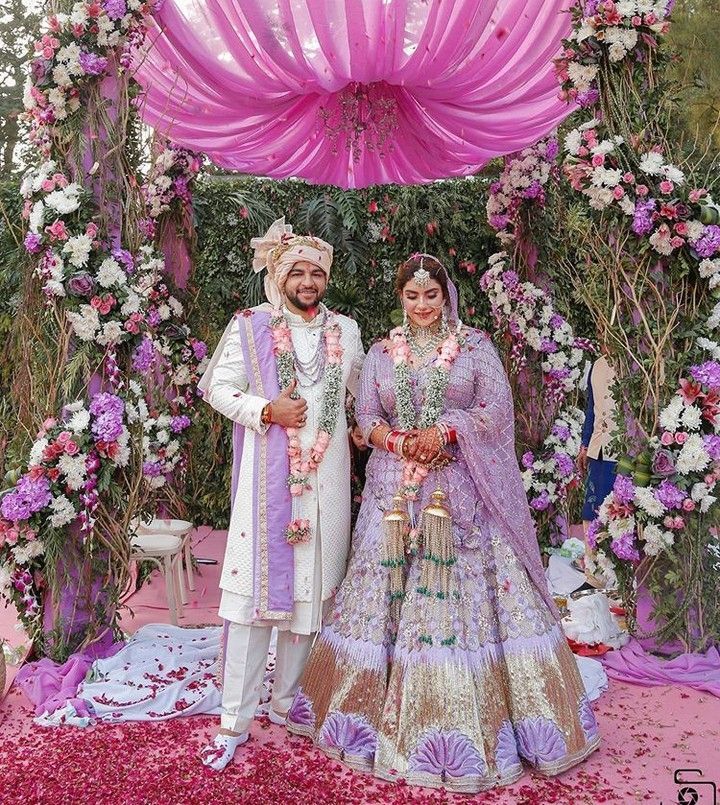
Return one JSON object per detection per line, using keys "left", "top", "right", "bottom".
{"left": 285, "top": 287, "right": 325, "bottom": 312}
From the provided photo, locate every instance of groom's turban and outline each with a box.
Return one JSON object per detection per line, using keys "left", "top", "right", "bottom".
{"left": 250, "top": 218, "right": 333, "bottom": 307}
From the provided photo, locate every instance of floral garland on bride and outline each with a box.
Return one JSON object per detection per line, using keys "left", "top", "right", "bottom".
{"left": 388, "top": 324, "right": 462, "bottom": 499}
{"left": 269, "top": 308, "right": 344, "bottom": 544}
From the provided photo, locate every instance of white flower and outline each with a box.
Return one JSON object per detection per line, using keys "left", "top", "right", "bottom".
{"left": 29, "top": 200, "right": 45, "bottom": 234}
{"left": 699, "top": 259, "right": 720, "bottom": 279}
{"left": 23, "top": 76, "right": 36, "bottom": 110}
{"left": 158, "top": 303, "right": 171, "bottom": 321}
{"left": 608, "top": 43, "right": 627, "bottom": 62}
{"left": 649, "top": 228, "right": 674, "bottom": 256}
{"left": 663, "top": 164, "right": 685, "bottom": 185}
{"left": 29, "top": 438, "right": 49, "bottom": 466}
{"left": 68, "top": 408, "right": 90, "bottom": 433}
{"left": 66, "top": 305, "right": 100, "bottom": 342}
{"left": 12, "top": 540, "right": 45, "bottom": 565}
{"left": 567, "top": 62, "right": 598, "bottom": 91}
{"left": 168, "top": 296, "right": 184, "bottom": 317}
{"left": 642, "top": 523, "right": 674, "bottom": 556}
{"left": 63, "top": 234, "right": 92, "bottom": 268}
{"left": 165, "top": 441, "right": 180, "bottom": 458}
{"left": 686, "top": 220, "right": 705, "bottom": 241}
{"left": 659, "top": 397, "right": 683, "bottom": 434}
{"left": 675, "top": 434, "right": 711, "bottom": 475}
{"left": 0, "top": 562, "right": 11, "bottom": 591}
{"left": 97, "top": 320, "right": 124, "bottom": 346}
{"left": 634, "top": 486, "right": 666, "bottom": 517}
{"left": 50, "top": 495, "right": 77, "bottom": 528}
{"left": 45, "top": 186, "right": 82, "bottom": 216}
{"left": 52, "top": 64, "right": 73, "bottom": 88}
{"left": 639, "top": 151, "right": 664, "bottom": 176}
{"left": 156, "top": 429, "right": 170, "bottom": 445}
{"left": 58, "top": 453, "right": 87, "bottom": 491}
{"left": 97, "top": 257, "right": 127, "bottom": 289}
{"left": 120, "top": 290, "right": 141, "bottom": 316}
{"left": 681, "top": 404, "right": 703, "bottom": 432}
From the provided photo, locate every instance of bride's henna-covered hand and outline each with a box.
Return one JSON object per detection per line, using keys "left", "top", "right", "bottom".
{"left": 405, "top": 426, "right": 443, "bottom": 464}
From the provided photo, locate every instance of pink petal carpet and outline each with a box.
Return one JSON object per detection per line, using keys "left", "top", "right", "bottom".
{"left": 1, "top": 529, "right": 718, "bottom": 804}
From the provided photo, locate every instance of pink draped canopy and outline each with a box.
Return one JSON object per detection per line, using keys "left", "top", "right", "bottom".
{"left": 136, "top": 0, "right": 573, "bottom": 188}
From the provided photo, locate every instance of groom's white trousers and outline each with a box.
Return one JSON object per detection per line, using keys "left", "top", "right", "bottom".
{"left": 219, "top": 623, "right": 313, "bottom": 733}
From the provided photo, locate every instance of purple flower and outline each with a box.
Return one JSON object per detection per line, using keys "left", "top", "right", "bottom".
{"left": 549, "top": 313, "right": 565, "bottom": 329}
{"left": 655, "top": 479, "right": 685, "bottom": 509}
{"left": 102, "top": 0, "right": 127, "bottom": 20}
{"left": 489, "top": 181, "right": 502, "bottom": 195}
{"left": 501, "top": 270, "right": 519, "bottom": 290}
{"left": 24, "top": 232, "right": 43, "bottom": 253}
{"left": 192, "top": 340, "right": 208, "bottom": 361}
{"left": 112, "top": 248, "right": 134, "bottom": 274}
{"left": 554, "top": 452, "right": 574, "bottom": 476}
{"left": 690, "top": 361, "right": 720, "bottom": 390}
{"left": 139, "top": 218, "right": 156, "bottom": 240}
{"left": 530, "top": 490, "right": 551, "bottom": 511}
{"left": 514, "top": 717, "right": 567, "bottom": 765}
{"left": 583, "top": 0, "right": 600, "bottom": 17}
{"left": 547, "top": 367, "right": 571, "bottom": 381}
{"left": 30, "top": 58, "right": 49, "bottom": 82}
{"left": 545, "top": 139, "right": 559, "bottom": 162}
{"left": 67, "top": 272, "right": 95, "bottom": 297}
{"left": 523, "top": 180, "right": 543, "bottom": 200}
{"left": 287, "top": 688, "right": 315, "bottom": 729}
{"left": 703, "top": 434, "right": 720, "bottom": 461}
{"left": 146, "top": 308, "right": 161, "bottom": 327}
{"left": 173, "top": 176, "right": 190, "bottom": 201}
{"left": 611, "top": 531, "right": 640, "bottom": 562}
{"left": 89, "top": 392, "right": 125, "bottom": 442}
{"left": 586, "top": 519, "right": 601, "bottom": 550}
{"left": 143, "top": 461, "right": 165, "bottom": 478}
{"left": 540, "top": 338, "right": 559, "bottom": 354}
{"left": 408, "top": 729, "right": 486, "bottom": 779}
{"left": 494, "top": 721, "right": 521, "bottom": 776}
{"left": 132, "top": 338, "right": 156, "bottom": 373}
{"left": 1, "top": 475, "right": 52, "bottom": 522}
{"left": 692, "top": 225, "right": 720, "bottom": 258}
{"left": 651, "top": 449, "right": 676, "bottom": 478}
{"left": 170, "top": 415, "right": 191, "bottom": 434}
{"left": 78, "top": 50, "right": 109, "bottom": 76}
{"left": 577, "top": 87, "right": 600, "bottom": 108}
{"left": 489, "top": 213, "right": 511, "bottom": 231}
{"left": 632, "top": 198, "right": 657, "bottom": 236}
{"left": 578, "top": 696, "right": 599, "bottom": 742}
{"left": 521, "top": 451, "right": 535, "bottom": 469}
{"left": 317, "top": 711, "right": 377, "bottom": 761}
{"left": 551, "top": 423, "right": 571, "bottom": 441}
{"left": 612, "top": 475, "right": 635, "bottom": 505}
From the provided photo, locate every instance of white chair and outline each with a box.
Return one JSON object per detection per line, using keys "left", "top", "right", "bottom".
{"left": 130, "top": 531, "right": 185, "bottom": 625}
{"left": 137, "top": 519, "right": 195, "bottom": 604}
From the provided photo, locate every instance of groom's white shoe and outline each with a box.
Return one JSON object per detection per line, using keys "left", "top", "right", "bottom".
{"left": 267, "top": 709, "right": 287, "bottom": 726}
{"left": 200, "top": 732, "right": 249, "bottom": 771}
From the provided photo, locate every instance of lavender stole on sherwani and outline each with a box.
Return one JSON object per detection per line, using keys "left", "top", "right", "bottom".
{"left": 234, "top": 310, "right": 294, "bottom": 620}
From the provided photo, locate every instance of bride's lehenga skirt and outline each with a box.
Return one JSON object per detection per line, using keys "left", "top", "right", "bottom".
{"left": 287, "top": 502, "right": 600, "bottom": 794}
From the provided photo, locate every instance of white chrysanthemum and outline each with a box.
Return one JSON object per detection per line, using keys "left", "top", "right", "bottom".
{"left": 639, "top": 151, "right": 664, "bottom": 176}
{"left": 649, "top": 228, "right": 674, "bottom": 256}
{"left": 62, "top": 234, "right": 92, "bottom": 268}
{"left": 567, "top": 62, "right": 598, "bottom": 91}
{"left": 681, "top": 404, "right": 703, "bottom": 432}
{"left": 708, "top": 301, "right": 720, "bottom": 332}
{"left": 23, "top": 76, "right": 36, "bottom": 110}
{"left": 29, "top": 200, "right": 45, "bottom": 233}
{"left": 165, "top": 441, "right": 180, "bottom": 458}
{"left": 67, "top": 408, "right": 90, "bottom": 434}
{"left": 608, "top": 516, "right": 636, "bottom": 540}
{"left": 642, "top": 524, "right": 674, "bottom": 556}
{"left": 675, "top": 434, "right": 711, "bottom": 475}
{"left": 168, "top": 297, "right": 184, "bottom": 317}
{"left": 699, "top": 259, "right": 720, "bottom": 279}
{"left": 97, "top": 257, "right": 126, "bottom": 289}
{"left": 585, "top": 186, "right": 614, "bottom": 210}
{"left": 634, "top": 486, "right": 666, "bottom": 517}
{"left": 663, "top": 164, "right": 685, "bottom": 185}
{"left": 97, "top": 320, "right": 124, "bottom": 346}
{"left": 12, "top": 539, "right": 45, "bottom": 565}
{"left": 58, "top": 453, "right": 88, "bottom": 491}
{"left": 52, "top": 64, "right": 73, "bottom": 88}
{"left": 158, "top": 303, "right": 171, "bottom": 321}
{"left": 0, "top": 562, "right": 12, "bottom": 591}
{"left": 50, "top": 495, "right": 77, "bottom": 528}
{"left": 66, "top": 305, "right": 100, "bottom": 342}
{"left": 156, "top": 429, "right": 170, "bottom": 445}
{"left": 29, "top": 438, "right": 49, "bottom": 466}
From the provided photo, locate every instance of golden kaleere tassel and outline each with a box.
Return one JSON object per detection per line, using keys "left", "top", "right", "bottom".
{"left": 382, "top": 493, "right": 410, "bottom": 625}
{"left": 418, "top": 489, "right": 456, "bottom": 600}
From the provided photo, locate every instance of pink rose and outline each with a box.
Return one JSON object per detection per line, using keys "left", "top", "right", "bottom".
{"left": 675, "top": 432, "right": 688, "bottom": 444}
{"left": 682, "top": 498, "right": 695, "bottom": 512}
{"left": 623, "top": 172, "right": 635, "bottom": 184}
{"left": 674, "top": 222, "right": 688, "bottom": 236}
{"left": 613, "top": 186, "right": 625, "bottom": 200}
{"left": 660, "top": 431, "right": 674, "bottom": 446}
{"left": 65, "top": 441, "right": 79, "bottom": 455}
{"left": 56, "top": 430, "right": 72, "bottom": 445}
{"left": 659, "top": 180, "right": 674, "bottom": 195}
{"left": 689, "top": 188, "right": 708, "bottom": 203}
{"left": 670, "top": 236, "right": 685, "bottom": 249}
{"left": 673, "top": 516, "right": 685, "bottom": 529}
{"left": 636, "top": 184, "right": 649, "bottom": 197}
{"left": 591, "top": 153, "right": 605, "bottom": 167}
{"left": 41, "top": 178, "right": 55, "bottom": 193}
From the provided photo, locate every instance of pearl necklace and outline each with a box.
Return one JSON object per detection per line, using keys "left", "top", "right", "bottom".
{"left": 405, "top": 320, "right": 447, "bottom": 360}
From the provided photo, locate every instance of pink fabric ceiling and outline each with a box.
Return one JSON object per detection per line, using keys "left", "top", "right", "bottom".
{"left": 136, "top": 0, "right": 573, "bottom": 188}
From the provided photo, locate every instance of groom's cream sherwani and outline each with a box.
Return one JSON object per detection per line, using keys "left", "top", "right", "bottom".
{"left": 204, "top": 303, "right": 365, "bottom": 635}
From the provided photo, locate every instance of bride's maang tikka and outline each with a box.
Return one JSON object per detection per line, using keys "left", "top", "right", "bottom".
{"left": 412, "top": 254, "right": 431, "bottom": 287}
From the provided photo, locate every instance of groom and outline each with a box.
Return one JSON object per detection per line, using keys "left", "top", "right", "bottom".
{"left": 198, "top": 219, "right": 365, "bottom": 770}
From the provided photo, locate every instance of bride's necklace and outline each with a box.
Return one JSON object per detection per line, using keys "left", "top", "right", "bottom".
{"left": 405, "top": 320, "right": 447, "bottom": 360}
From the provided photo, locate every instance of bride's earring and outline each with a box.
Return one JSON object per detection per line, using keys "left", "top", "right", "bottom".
{"left": 441, "top": 306, "right": 448, "bottom": 332}
{"left": 403, "top": 306, "right": 408, "bottom": 327}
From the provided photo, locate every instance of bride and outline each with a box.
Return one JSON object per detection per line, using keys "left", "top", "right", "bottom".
{"left": 286, "top": 254, "right": 599, "bottom": 793}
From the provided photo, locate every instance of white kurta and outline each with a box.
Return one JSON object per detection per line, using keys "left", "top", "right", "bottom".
{"left": 203, "top": 304, "right": 364, "bottom": 634}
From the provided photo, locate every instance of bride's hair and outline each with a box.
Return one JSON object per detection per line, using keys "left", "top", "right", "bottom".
{"left": 394, "top": 254, "right": 449, "bottom": 299}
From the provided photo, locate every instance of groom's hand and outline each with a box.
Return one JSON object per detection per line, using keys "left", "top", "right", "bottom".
{"left": 270, "top": 381, "right": 308, "bottom": 428}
